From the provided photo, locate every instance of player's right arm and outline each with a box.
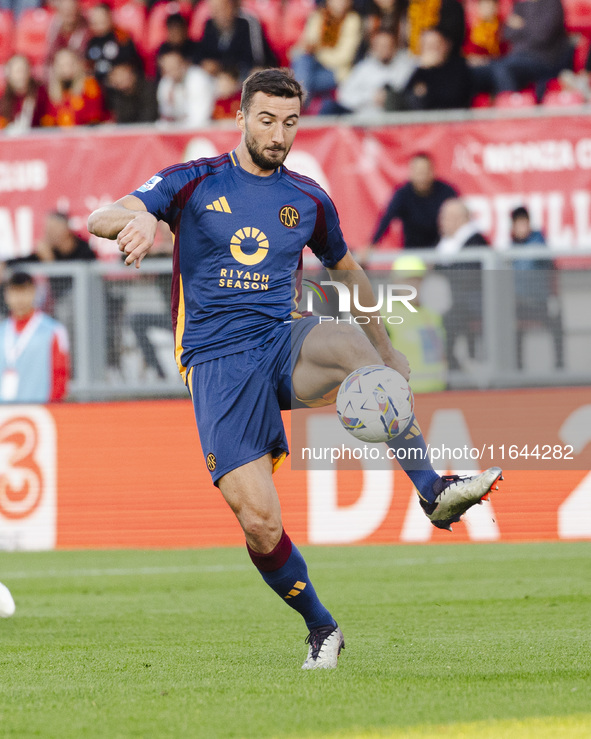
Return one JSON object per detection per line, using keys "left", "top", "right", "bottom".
{"left": 87, "top": 195, "right": 158, "bottom": 269}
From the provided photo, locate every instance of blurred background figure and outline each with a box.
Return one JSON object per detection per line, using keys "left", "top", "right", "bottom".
{"left": 211, "top": 64, "right": 242, "bottom": 120}
{"left": 290, "top": 0, "right": 362, "bottom": 107}
{"left": 36, "top": 48, "right": 109, "bottom": 127}
{"left": 471, "top": 0, "right": 572, "bottom": 98}
{"left": 366, "top": 152, "right": 459, "bottom": 258}
{"left": 196, "top": 0, "right": 278, "bottom": 79}
{"left": 0, "top": 272, "right": 70, "bottom": 403}
{"left": 435, "top": 198, "right": 488, "bottom": 371}
{"left": 85, "top": 2, "right": 142, "bottom": 87}
{"left": 436, "top": 198, "right": 489, "bottom": 253}
{"left": 509, "top": 206, "right": 563, "bottom": 369}
{"left": 0, "top": 54, "right": 42, "bottom": 131}
{"left": 325, "top": 28, "right": 415, "bottom": 115}
{"left": 385, "top": 255, "right": 447, "bottom": 392}
{"left": 157, "top": 49, "right": 215, "bottom": 126}
{"left": 464, "top": 0, "right": 505, "bottom": 70}
{"left": 106, "top": 57, "right": 158, "bottom": 124}
{"left": 34, "top": 211, "right": 97, "bottom": 263}
{"left": 406, "top": 0, "right": 466, "bottom": 56}
{"left": 401, "top": 27, "right": 472, "bottom": 111}
{"left": 47, "top": 0, "right": 90, "bottom": 61}
{"left": 157, "top": 12, "right": 201, "bottom": 65}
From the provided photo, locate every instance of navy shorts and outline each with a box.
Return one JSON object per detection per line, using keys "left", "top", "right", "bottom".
{"left": 189, "top": 316, "right": 319, "bottom": 484}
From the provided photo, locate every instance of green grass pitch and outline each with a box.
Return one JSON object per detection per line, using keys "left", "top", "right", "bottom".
{"left": 0, "top": 542, "right": 590, "bottom": 738}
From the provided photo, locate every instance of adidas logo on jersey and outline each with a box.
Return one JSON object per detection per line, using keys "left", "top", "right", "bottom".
{"left": 206, "top": 196, "right": 232, "bottom": 213}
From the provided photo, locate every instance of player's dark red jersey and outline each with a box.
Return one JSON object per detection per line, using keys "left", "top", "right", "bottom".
{"left": 132, "top": 151, "right": 347, "bottom": 380}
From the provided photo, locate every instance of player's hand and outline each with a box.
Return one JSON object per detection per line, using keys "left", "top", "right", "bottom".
{"left": 117, "top": 212, "right": 158, "bottom": 269}
{"left": 385, "top": 348, "right": 411, "bottom": 381}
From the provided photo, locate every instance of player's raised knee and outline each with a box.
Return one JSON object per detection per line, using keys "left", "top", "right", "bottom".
{"left": 321, "top": 323, "right": 382, "bottom": 374}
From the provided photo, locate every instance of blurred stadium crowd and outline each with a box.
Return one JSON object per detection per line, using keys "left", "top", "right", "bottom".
{"left": 2, "top": 0, "right": 591, "bottom": 130}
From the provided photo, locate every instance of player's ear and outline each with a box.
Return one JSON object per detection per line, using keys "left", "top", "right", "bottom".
{"left": 236, "top": 107, "right": 245, "bottom": 132}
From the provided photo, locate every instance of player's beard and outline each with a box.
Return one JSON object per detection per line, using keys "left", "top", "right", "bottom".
{"left": 245, "top": 128, "right": 290, "bottom": 171}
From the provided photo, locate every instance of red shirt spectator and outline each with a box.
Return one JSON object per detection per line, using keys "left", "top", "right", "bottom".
{"left": 36, "top": 48, "right": 109, "bottom": 127}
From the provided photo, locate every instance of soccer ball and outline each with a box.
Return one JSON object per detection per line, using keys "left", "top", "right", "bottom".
{"left": 0, "top": 581, "right": 15, "bottom": 618}
{"left": 336, "top": 365, "right": 414, "bottom": 443}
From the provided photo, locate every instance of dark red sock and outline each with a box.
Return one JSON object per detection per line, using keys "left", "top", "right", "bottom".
{"left": 247, "top": 528, "right": 293, "bottom": 572}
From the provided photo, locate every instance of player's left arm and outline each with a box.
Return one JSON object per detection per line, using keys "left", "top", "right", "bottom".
{"left": 88, "top": 195, "right": 158, "bottom": 269}
{"left": 328, "top": 249, "right": 411, "bottom": 380}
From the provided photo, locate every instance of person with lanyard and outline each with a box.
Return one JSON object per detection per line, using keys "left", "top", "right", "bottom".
{"left": 0, "top": 272, "right": 70, "bottom": 403}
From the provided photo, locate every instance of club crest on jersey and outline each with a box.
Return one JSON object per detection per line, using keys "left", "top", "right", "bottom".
{"left": 279, "top": 205, "right": 300, "bottom": 228}
{"left": 206, "top": 453, "right": 217, "bottom": 471}
{"left": 137, "top": 175, "right": 162, "bottom": 192}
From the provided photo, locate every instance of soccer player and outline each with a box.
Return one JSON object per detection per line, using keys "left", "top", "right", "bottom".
{"left": 88, "top": 68, "right": 502, "bottom": 670}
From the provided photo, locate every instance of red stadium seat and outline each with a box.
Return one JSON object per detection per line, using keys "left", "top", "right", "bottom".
{"left": 543, "top": 88, "right": 586, "bottom": 106}
{"left": 15, "top": 7, "right": 53, "bottom": 67}
{"left": 113, "top": 1, "right": 147, "bottom": 53}
{"left": 189, "top": 0, "right": 210, "bottom": 40}
{"left": 147, "top": 0, "right": 192, "bottom": 53}
{"left": 0, "top": 9, "right": 15, "bottom": 65}
{"left": 471, "top": 92, "right": 492, "bottom": 108}
{"left": 282, "top": 0, "right": 315, "bottom": 55}
{"left": 494, "top": 90, "right": 538, "bottom": 108}
{"left": 564, "top": 0, "right": 591, "bottom": 32}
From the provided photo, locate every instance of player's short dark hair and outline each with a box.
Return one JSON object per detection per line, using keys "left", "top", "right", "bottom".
{"left": 511, "top": 206, "right": 530, "bottom": 221}
{"left": 6, "top": 271, "right": 34, "bottom": 288}
{"left": 240, "top": 68, "right": 304, "bottom": 113}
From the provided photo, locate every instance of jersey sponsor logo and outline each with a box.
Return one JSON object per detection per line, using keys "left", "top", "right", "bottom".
{"left": 206, "top": 453, "right": 217, "bottom": 471}
{"left": 230, "top": 227, "right": 269, "bottom": 266}
{"left": 206, "top": 196, "right": 232, "bottom": 213}
{"left": 137, "top": 175, "right": 163, "bottom": 193}
{"left": 279, "top": 205, "right": 300, "bottom": 228}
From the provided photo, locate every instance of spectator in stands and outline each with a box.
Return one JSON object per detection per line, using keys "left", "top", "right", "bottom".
{"left": 406, "top": 0, "right": 465, "bottom": 56}
{"left": 0, "top": 271, "right": 70, "bottom": 403}
{"left": 211, "top": 64, "right": 242, "bottom": 120}
{"left": 85, "top": 2, "right": 142, "bottom": 86}
{"left": 355, "top": 0, "right": 404, "bottom": 62}
{"left": 367, "top": 152, "right": 458, "bottom": 256}
{"left": 401, "top": 27, "right": 472, "bottom": 111}
{"left": 290, "top": 0, "right": 362, "bottom": 104}
{"left": 472, "top": 0, "right": 572, "bottom": 98}
{"left": 36, "top": 48, "right": 109, "bottom": 127}
{"left": 157, "top": 12, "right": 200, "bottom": 65}
{"left": 106, "top": 58, "right": 158, "bottom": 124}
{"left": 196, "top": 0, "right": 278, "bottom": 80}
{"left": 436, "top": 198, "right": 489, "bottom": 253}
{"left": 464, "top": 0, "right": 505, "bottom": 68}
{"left": 34, "top": 211, "right": 97, "bottom": 262}
{"left": 435, "top": 198, "right": 488, "bottom": 370}
{"left": 509, "top": 205, "right": 563, "bottom": 369}
{"left": 324, "top": 29, "right": 415, "bottom": 114}
{"left": 157, "top": 49, "right": 215, "bottom": 126}
{"left": 0, "top": 54, "right": 42, "bottom": 131}
{"left": 47, "top": 0, "right": 90, "bottom": 62}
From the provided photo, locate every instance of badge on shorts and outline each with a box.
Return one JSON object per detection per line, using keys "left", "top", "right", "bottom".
{"left": 279, "top": 205, "right": 300, "bottom": 228}
{"left": 206, "top": 453, "right": 217, "bottom": 471}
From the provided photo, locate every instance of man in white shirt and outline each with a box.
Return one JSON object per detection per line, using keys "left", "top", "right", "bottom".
{"left": 334, "top": 30, "right": 416, "bottom": 115}
{"left": 157, "top": 50, "right": 215, "bottom": 127}
{"left": 436, "top": 198, "right": 489, "bottom": 253}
